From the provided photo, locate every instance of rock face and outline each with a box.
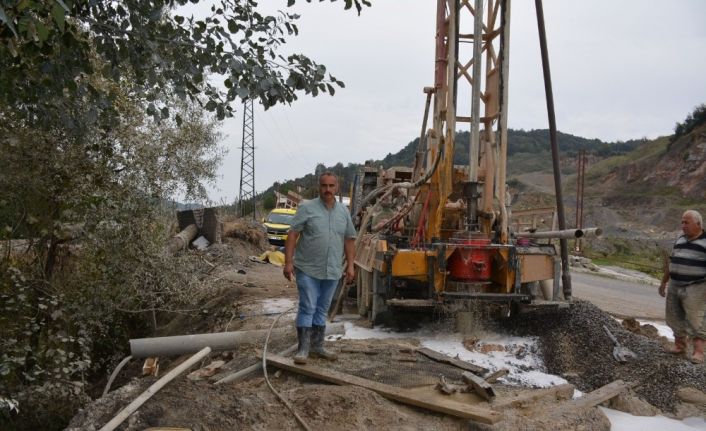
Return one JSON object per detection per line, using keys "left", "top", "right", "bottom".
{"left": 646, "top": 128, "right": 706, "bottom": 198}
{"left": 579, "top": 124, "right": 706, "bottom": 238}
{"left": 513, "top": 124, "right": 706, "bottom": 240}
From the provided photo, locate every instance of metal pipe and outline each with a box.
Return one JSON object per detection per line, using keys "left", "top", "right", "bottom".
{"left": 497, "top": 0, "right": 511, "bottom": 243}
{"left": 469, "top": 0, "right": 484, "bottom": 183}
{"left": 129, "top": 323, "right": 344, "bottom": 358}
{"left": 434, "top": 0, "right": 448, "bottom": 92}
{"left": 577, "top": 227, "right": 602, "bottom": 238}
{"left": 516, "top": 228, "right": 602, "bottom": 240}
{"left": 413, "top": 88, "right": 435, "bottom": 182}
{"left": 534, "top": 0, "right": 572, "bottom": 300}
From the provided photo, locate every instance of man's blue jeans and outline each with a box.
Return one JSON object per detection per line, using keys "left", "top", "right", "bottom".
{"left": 295, "top": 270, "right": 338, "bottom": 327}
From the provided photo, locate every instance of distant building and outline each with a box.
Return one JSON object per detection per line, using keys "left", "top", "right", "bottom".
{"left": 274, "top": 190, "right": 303, "bottom": 209}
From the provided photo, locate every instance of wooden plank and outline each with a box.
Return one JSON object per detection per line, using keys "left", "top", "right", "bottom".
{"left": 570, "top": 380, "right": 627, "bottom": 409}
{"left": 492, "top": 383, "right": 575, "bottom": 409}
{"left": 417, "top": 347, "right": 489, "bottom": 375}
{"left": 387, "top": 299, "right": 436, "bottom": 308}
{"left": 483, "top": 368, "right": 509, "bottom": 383}
{"left": 266, "top": 355, "right": 500, "bottom": 424}
{"left": 462, "top": 372, "right": 496, "bottom": 401}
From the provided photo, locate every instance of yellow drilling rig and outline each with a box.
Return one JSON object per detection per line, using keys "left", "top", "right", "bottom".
{"left": 349, "top": 0, "right": 601, "bottom": 323}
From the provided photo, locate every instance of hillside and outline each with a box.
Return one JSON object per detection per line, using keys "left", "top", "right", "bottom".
{"left": 581, "top": 123, "right": 706, "bottom": 236}
{"left": 259, "top": 120, "right": 706, "bottom": 244}
{"left": 260, "top": 128, "right": 643, "bottom": 203}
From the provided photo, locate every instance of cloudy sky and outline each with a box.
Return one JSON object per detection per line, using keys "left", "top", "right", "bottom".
{"left": 204, "top": 0, "right": 706, "bottom": 204}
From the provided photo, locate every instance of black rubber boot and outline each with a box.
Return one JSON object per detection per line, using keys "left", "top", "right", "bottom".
{"left": 293, "top": 327, "right": 311, "bottom": 364}
{"left": 310, "top": 325, "right": 338, "bottom": 361}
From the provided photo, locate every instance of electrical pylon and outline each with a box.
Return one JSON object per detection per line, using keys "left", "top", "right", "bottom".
{"left": 238, "top": 99, "right": 255, "bottom": 218}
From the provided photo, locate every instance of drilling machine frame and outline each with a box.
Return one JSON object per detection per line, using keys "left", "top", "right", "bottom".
{"left": 351, "top": 0, "right": 598, "bottom": 323}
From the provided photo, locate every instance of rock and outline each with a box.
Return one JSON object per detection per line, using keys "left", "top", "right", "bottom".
{"left": 463, "top": 336, "right": 480, "bottom": 350}
{"left": 607, "top": 392, "right": 660, "bottom": 416}
{"left": 479, "top": 343, "right": 505, "bottom": 354}
{"left": 622, "top": 317, "right": 641, "bottom": 333}
{"left": 676, "top": 387, "right": 706, "bottom": 405}
{"left": 187, "top": 360, "right": 226, "bottom": 381}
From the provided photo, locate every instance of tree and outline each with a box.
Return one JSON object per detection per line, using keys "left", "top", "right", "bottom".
{"left": 0, "top": 89, "right": 224, "bottom": 428}
{"left": 673, "top": 103, "right": 706, "bottom": 142}
{"left": 0, "top": 0, "right": 369, "bottom": 132}
{"left": 0, "top": 1, "right": 372, "bottom": 425}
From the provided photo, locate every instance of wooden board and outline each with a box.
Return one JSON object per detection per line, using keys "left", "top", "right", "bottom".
{"left": 266, "top": 355, "right": 500, "bottom": 424}
{"left": 570, "top": 380, "right": 627, "bottom": 409}
{"left": 417, "top": 347, "right": 489, "bottom": 375}
{"left": 484, "top": 368, "right": 509, "bottom": 383}
{"left": 492, "top": 383, "right": 575, "bottom": 409}
{"left": 462, "top": 371, "right": 495, "bottom": 401}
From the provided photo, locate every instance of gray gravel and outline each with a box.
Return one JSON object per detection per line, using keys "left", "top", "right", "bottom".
{"left": 499, "top": 300, "right": 706, "bottom": 412}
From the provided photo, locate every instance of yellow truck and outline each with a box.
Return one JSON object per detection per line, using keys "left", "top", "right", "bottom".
{"left": 263, "top": 208, "right": 296, "bottom": 245}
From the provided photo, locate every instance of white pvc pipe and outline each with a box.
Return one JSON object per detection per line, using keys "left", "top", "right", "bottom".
{"left": 129, "top": 323, "right": 344, "bottom": 358}
{"left": 99, "top": 347, "right": 211, "bottom": 431}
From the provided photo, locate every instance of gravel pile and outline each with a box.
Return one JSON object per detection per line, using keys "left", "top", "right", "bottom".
{"left": 500, "top": 300, "right": 706, "bottom": 412}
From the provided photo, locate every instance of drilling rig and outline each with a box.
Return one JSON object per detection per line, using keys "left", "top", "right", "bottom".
{"left": 350, "top": 0, "right": 601, "bottom": 323}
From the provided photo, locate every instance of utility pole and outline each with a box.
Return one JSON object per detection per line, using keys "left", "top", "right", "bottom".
{"left": 238, "top": 99, "right": 255, "bottom": 219}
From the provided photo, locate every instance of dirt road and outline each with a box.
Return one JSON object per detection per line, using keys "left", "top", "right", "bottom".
{"left": 570, "top": 271, "right": 664, "bottom": 320}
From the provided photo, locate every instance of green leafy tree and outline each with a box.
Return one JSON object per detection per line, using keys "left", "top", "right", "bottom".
{"left": 673, "top": 103, "right": 706, "bottom": 142}
{"left": 1, "top": 1, "right": 375, "bottom": 426}
{"left": 0, "top": 90, "right": 225, "bottom": 429}
{"left": 262, "top": 193, "right": 277, "bottom": 210}
{"left": 0, "top": 0, "right": 371, "bottom": 132}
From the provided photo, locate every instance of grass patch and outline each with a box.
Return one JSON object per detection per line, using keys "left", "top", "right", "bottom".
{"left": 584, "top": 236, "right": 666, "bottom": 279}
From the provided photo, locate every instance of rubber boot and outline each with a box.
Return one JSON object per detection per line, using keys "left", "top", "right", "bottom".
{"left": 665, "top": 336, "right": 687, "bottom": 355}
{"left": 310, "top": 325, "right": 338, "bottom": 361}
{"left": 691, "top": 338, "right": 705, "bottom": 364}
{"left": 293, "top": 327, "right": 311, "bottom": 364}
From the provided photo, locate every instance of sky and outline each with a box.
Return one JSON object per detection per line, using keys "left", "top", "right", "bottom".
{"left": 203, "top": 0, "right": 706, "bottom": 204}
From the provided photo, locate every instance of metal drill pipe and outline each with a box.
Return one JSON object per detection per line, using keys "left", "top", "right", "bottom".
{"left": 516, "top": 228, "right": 602, "bottom": 240}
{"left": 535, "top": 0, "right": 572, "bottom": 300}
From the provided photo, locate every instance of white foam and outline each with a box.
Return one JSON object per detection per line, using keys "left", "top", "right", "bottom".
{"left": 341, "top": 322, "right": 567, "bottom": 388}
{"left": 636, "top": 318, "right": 673, "bottom": 340}
{"left": 339, "top": 320, "right": 706, "bottom": 429}
{"left": 600, "top": 407, "right": 706, "bottom": 431}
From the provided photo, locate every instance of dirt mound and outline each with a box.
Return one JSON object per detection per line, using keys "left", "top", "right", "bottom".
{"left": 67, "top": 375, "right": 465, "bottom": 430}
{"left": 500, "top": 301, "right": 706, "bottom": 413}
{"left": 222, "top": 218, "right": 269, "bottom": 251}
